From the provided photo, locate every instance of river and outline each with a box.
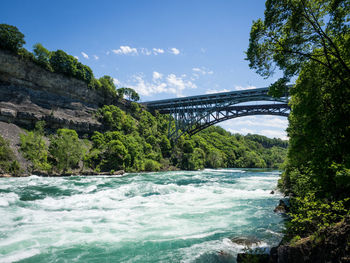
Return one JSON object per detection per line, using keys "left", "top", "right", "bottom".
{"left": 0, "top": 169, "right": 285, "bottom": 262}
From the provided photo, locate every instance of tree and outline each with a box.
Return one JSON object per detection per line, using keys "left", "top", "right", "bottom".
{"left": 117, "top": 87, "right": 140, "bottom": 101}
{"left": 0, "top": 24, "right": 25, "bottom": 52}
{"left": 99, "top": 75, "right": 117, "bottom": 98}
{"left": 50, "top": 50, "right": 77, "bottom": 77}
{"left": 76, "top": 62, "right": 93, "bottom": 83}
{"left": 49, "top": 129, "right": 85, "bottom": 172}
{"left": 247, "top": 0, "right": 350, "bottom": 240}
{"left": 33, "top": 43, "right": 52, "bottom": 70}
{"left": 20, "top": 121, "right": 51, "bottom": 171}
{"left": 104, "top": 139, "right": 128, "bottom": 170}
{"left": 246, "top": 0, "right": 350, "bottom": 95}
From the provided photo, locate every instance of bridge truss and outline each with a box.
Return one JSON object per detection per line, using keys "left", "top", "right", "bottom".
{"left": 143, "top": 87, "right": 290, "bottom": 140}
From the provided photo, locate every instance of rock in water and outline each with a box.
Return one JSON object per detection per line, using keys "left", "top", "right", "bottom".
{"left": 230, "top": 236, "right": 262, "bottom": 247}
{"left": 274, "top": 199, "right": 289, "bottom": 214}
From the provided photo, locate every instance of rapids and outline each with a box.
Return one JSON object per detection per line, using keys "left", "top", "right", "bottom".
{"left": 0, "top": 169, "right": 284, "bottom": 262}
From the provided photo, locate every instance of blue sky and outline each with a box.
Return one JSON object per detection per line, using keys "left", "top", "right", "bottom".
{"left": 1, "top": 0, "right": 288, "bottom": 139}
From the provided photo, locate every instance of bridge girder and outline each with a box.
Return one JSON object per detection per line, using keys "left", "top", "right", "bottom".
{"left": 168, "top": 104, "right": 290, "bottom": 140}
{"left": 142, "top": 87, "right": 290, "bottom": 141}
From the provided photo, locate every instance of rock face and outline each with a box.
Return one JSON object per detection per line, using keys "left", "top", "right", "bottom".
{"left": 0, "top": 50, "right": 109, "bottom": 134}
{"left": 271, "top": 217, "right": 350, "bottom": 263}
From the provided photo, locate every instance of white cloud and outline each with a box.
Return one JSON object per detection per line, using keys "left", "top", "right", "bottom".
{"left": 74, "top": 56, "right": 79, "bottom": 60}
{"left": 224, "top": 116, "right": 288, "bottom": 129}
{"left": 227, "top": 127, "right": 255, "bottom": 135}
{"left": 128, "top": 75, "right": 167, "bottom": 96}
{"left": 127, "top": 72, "right": 197, "bottom": 97}
{"left": 113, "top": 46, "right": 138, "bottom": 55}
{"left": 113, "top": 78, "right": 120, "bottom": 86}
{"left": 141, "top": 48, "right": 152, "bottom": 56}
{"left": 93, "top": 55, "right": 99, "bottom": 60}
{"left": 166, "top": 74, "right": 197, "bottom": 96}
{"left": 170, "top": 48, "right": 180, "bottom": 55}
{"left": 260, "top": 129, "right": 288, "bottom": 140}
{"left": 153, "top": 48, "right": 164, "bottom": 55}
{"left": 192, "top": 67, "right": 214, "bottom": 75}
{"left": 234, "top": 85, "right": 257, "bottom": 91}
{"left": 106, "top": 51, "right": 110, "bottom": 55}
{"left": 219, "top": 115, "right": 288, "bottom": 140}
{"left": 225, "top": 126, "right": 287, "bottom": 140}
{"left": 200, "top": 48, "right": 206, "bottom": 53}
{"left": 81, "top": 52, "right": 89, "bottom": 59}
{"left": 153, "top": 71, "right": 163, "bottom": 80}
{"left": 205, "top": 89, "right": 230, "bottom": 94}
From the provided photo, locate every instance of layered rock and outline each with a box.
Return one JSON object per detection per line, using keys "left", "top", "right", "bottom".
{"left": 0, "top": 50, "right": 107, "bottom": 134}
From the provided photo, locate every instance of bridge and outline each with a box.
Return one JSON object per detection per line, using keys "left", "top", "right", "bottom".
{"left": 142, "top": 87, "right": 290, "bottom": 140}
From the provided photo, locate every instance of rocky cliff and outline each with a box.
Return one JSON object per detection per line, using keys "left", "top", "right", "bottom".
{"left": 271, "top": 217, "right": 350, "bottom": 263}
{"left": 0, "top": 49, "right": 109, "bottom": 133}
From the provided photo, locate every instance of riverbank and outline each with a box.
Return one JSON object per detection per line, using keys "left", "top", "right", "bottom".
{"left": 237, "top": 216, "right": 350, "bottom": 263}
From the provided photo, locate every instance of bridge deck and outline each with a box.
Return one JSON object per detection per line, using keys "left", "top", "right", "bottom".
{"left": 142, "top": 87, "right": 288, "bottom": 110}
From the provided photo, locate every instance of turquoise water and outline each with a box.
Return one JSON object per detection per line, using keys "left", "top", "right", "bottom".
{"left": 0, "top": 169, "right": 284, "bottom": 262}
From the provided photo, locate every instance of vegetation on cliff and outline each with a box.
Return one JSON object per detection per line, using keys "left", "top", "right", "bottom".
{"left": 247, "top": 0, "right": 350, "bottom": 241}
{"left": 0, "top": 135, "right": 20, "bottom": 175}
{"left": 0, "top": 23, "right": 139, "bottom": 103}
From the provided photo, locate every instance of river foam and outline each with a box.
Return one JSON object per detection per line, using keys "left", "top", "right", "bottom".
{"left": 0, "top": 169, "right": 284, "bottom": 262}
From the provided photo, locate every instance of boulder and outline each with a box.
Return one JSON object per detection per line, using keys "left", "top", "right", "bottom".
{"left": 274, "top": 199, "right": 289, "bottom": 214}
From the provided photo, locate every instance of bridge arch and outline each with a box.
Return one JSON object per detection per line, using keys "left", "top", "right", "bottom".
{"left": 142, "top": 87, "right": 290, "bottom": 140}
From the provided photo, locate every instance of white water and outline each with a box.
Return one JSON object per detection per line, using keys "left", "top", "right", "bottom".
{"left": 0, "top": 169, "right": 284, "bottom": 262}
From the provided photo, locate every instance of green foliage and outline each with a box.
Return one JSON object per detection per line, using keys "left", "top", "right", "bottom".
{"left": 49, "top": 129, "right": 86, "bottom": 172}
{"left": 93, "top": 104, "right": 287, "bottom": 172}
{"left": 33, "top": 43, "right": 52, "bottom": 70}
{"left": 282, "top": 57, "right": 350, "bottom": 199}
{"left": 50, "top": 50, "right": 77, "bottom": 77}
{"left": 98, "top": 75, "right": 117, "bottom": 98}
{"left": 48, "top": 49, "right": 94, "bottom": 84}
{"left": 0, "top": 135, "right": 20, "bottom": 175}
{"left": 249, "top": 0, "right": 350, "bottom": 243}
{"left": 285, "top": 193, "right": 350, "bottom": 240}
{"left": 117, "top": 87, "right": 140, "bottom": 101}
{"left": 0, "top": 24, "right": 25, "bottom": 52}
{"left": 246, "top": 0, "right": 350, "bottom": 93}
{"left": 0, "top": 23, "right": 120, "bottom": 104}
{"left": 144, "top": 159, "right": 160, "bottom": 171}
{"left": 20, "top": 121, "right": 51, "bottom": 171}
{"left": 245, "top": 133, "right": 288, "bottom": 148}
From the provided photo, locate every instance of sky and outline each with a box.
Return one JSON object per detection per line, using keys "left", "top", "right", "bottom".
{"left": 0, "top": 0, "right": 288, "bottom": 139}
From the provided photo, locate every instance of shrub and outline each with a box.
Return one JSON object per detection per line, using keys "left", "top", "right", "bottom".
{"left": 144, "top": 159, "right": 160, "bottom": 171}
{"left": 0, "top": 135, "right": 20, "bottom": 175}
{"left": 0, "top": 24, "right": 25, "bottom": 52}
{"left": 49, "top": 129, "right": 86, "bottom": 172}
{"left": 285, "top": 193, "right": 350, "bottom": 240}
{"left": 20, "top": 121, "right": 51, "bottom": 171}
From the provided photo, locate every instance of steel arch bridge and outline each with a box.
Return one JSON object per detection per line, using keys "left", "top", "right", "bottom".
{"left": 142, "top": 87, "right": 290, "bottom": 140}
